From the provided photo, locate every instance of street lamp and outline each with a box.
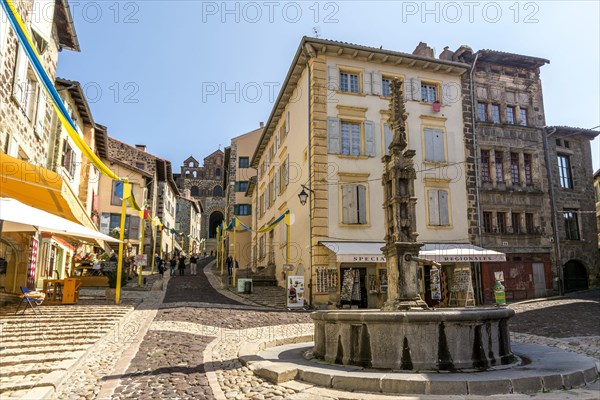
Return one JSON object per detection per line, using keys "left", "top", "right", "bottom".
{"left": 298, "top": 184, "right": 314, "bottom": 206}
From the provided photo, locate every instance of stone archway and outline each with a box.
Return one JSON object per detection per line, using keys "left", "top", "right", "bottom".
{"left": 209, "top": 211, "right": 224, "bottom": 239}
{"left": 564, "top": 260, "right": 588, "bottom": 293}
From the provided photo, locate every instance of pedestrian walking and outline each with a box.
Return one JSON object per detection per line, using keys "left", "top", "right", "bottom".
{"left": 178, "top": 254, "right": 186, "bottom": 276}
{"left": 169, "top": 257, "right": 177, "bottom": 276}
{"left": 190, "top": 254, "right": 198, "bottom": 276}
{"left": 158, "top": 259, "right": 165, "bottom": 276}
{"left": 226, "top": 256, "right": 233, "bottom": 276}
{"left": 154, "top": 253, "right": 161, "bottom": 270}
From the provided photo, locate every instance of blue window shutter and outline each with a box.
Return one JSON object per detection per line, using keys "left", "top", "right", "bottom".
{"left": 363, "top": 71, "right": 372, "bottom": 95}
{"left": 428, "top": 189, "right": 440, "bottom": 225}
{"left": 327, "top": 117, "right": 341, "bottom": 154}
{"left": 438, "top": 190, "right": 449, "bottom": 226}
{"left": 424, "top": 128, "right": 435, "bottom": 162}
{"left": 364, "top": 120, "right": 375, "bottom": 157}
{"left": 384, "top": 123, "right": 393, "bottom": 156}
{"left": 357, "top": 185, "right": 367, "bottom": 224}
{"left": 372, "top": 71, "right": 382, "bottom": 95}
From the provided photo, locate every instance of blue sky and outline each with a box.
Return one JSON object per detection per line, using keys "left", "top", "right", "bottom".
{"left": 56, "top": 1, "right": 599, "bottom": 171}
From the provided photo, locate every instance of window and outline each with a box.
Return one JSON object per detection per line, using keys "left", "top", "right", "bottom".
{"left": 491, "top": 104, "right": 500, "bottom": 123}
{"left": 279, "top": 155, "right": 289, "bottom": 193}
{"left": 497, "top": 212, "right": 507, "bottom": 233}
{"left": 421, "top": 83, "right": 438, "bottom": 103}
{"left": 135, "top": 162, "right": 144, "bottom": 170}
{"left": 61, "top": 139, "right": 77, "bottom": 178}
{"left": 341, "top": 184, "right": 367, "bottom": 224}
{"left": 477, "top": 102, "right": 487, "bottom": 121}
{"left": 424, "top": 128, "right": 445, "bottom": 163}
{"left": 239, "top": 157, "right": 250, "bottom": 168}
{"left": 212, "top": 185, "right": 223, "bottom": 196}
{"left": 259, "top": 193, "right": 264, "bottom": 216}
{"left": 557, "top": 154, "right": 573, "bottom": 189}
{"left": 234, "top": 204, "right": 252, "bottom": 216}
{"left": 510, "top": 152, "right": 520, "bottom": 185}
{"left": 511, "top": 213, "right": 521, "bottom": 234}
{"left": 215, "top": 168, "right": 221, "bottom": 178}
{"left": 382, "top": 77, "right": 392, "bottom": 97}
{"left": 427, "top": 189, "right": 450, "bottom": 226}
{"left": 563, "top": 210, "right": 580, "bottom": 240}
{"left": 506, "top": 106, "right": 515, "bottom": 124}
{"left": 340, "top": 71, "right": 359, "bottom": 93}
{"left": 107, "top": 214, "right": 139, "bottom": 240}
{"left": 236, "top": 181, "right": 249, "bottom": 192}
{"left": 525, "top": 213, "right": 534, "bottom": 234}
{"left": 190, "top": 186, "right": 200, "bottom": 196}
{"left": 481, "top": 150, "right": 491, "bottom": 182}
{"left": 341, "top": 121, "right": 361, "bottom": 156}
{"left": 258, "top": 235, "right": 266, "bottom": 260}
{"left": 495, "top": 151, "right": 504, "bottom": 183}
{"left": 519, "top": 109, "right": 527, "bottom": 126}
{"left": 524, "top": 154, "right": 533, "bottom": 185}
{"left": 555, "top": 139, "right": 562, "bottom": 146}
{"left": 483, "top": 212, "right": 493, "bottom": 233}
{"left": 564, "top": 140, "right": 570, "bottom": 149}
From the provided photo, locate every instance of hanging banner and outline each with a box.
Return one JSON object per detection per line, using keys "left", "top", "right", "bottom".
{"left": 27, "top": 237, "right": 38, "bottom": 289}
{"left": 287, "top": 275, "right": 305, "bottom": 308}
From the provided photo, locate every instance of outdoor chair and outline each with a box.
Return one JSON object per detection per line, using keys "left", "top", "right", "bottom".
{"left": 15, "top": 286, "right": 45, "bottom": 316}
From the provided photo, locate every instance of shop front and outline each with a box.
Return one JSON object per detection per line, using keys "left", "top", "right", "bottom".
{"left": 319, "top": 241, "right": 506, "bottom": 308}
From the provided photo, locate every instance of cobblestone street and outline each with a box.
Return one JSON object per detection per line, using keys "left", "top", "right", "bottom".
{"left": 3, "top": 261, "right": 593, "bottom": 400}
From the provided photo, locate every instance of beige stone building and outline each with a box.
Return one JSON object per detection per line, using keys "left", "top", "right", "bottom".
{"left": 175, "top": 195, "right": 203, "bottom": 255}
{"left": 595, "top": 169, "right": 600, "bottom": 251}
{"left": 251, "top": 37, "right": 476, "bottom": 308}
{"left": 223, "top": 124, "right": 263, "bottom": 269}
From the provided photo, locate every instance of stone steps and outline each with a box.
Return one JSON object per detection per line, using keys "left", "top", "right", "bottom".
{"left": 0, "top": 344, "right": 89, "bottom": 357}
{"left": 236, "top": 286, "right": 287, "bottom": 308}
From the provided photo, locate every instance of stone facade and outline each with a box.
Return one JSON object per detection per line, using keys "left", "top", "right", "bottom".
{"left": 175, "top": 196, "right": 202, "bottom": 255}
{"left": 174, "top": 151, "right": 226, "bottom": 253}
{"left": 548, "top": 127, "right": 599, "bottom": 290}
{"left": 595, "top": 169, "right": 600, "bottom": 250}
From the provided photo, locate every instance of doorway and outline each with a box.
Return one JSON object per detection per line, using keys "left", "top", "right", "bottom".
{"left": 532, "top": 263, "right": 546, "bottom": 297}
{"left": 564, "top": 260, "right": 588, "bottom": 293}
{"left": 340, "top": 267, "right": 368, "bottom": 309}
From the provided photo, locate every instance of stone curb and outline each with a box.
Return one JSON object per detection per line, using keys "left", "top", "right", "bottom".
{"left": 239, "top": 334, "right": 599, "bottom": 396}
{"left": 203, "top": 336, "right": 228, "bottom": 400}
{"left": 203, "top": 262, "right": 264, "bottom": 307}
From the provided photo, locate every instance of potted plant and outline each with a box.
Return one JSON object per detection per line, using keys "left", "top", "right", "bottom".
{"left": 105, "top": 269, "right": 128, "bottom": 301}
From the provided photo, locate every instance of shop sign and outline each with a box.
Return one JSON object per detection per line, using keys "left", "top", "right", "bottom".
{"left": 27, "top": 237, "right": 38, "bottom": 289}
{"left": 337, "top": 255, "right": 386, "bottom": 263}
{"left": 135, "top": 254, "right": 147, "bottom": 266}
{"left": 287, "top": 275, "right": 305, "bottom": 308}
{"left": 437, "top": 255, "right": 505, "bottom": 262}
{"left": 430, "top": 267, "right": 441, "bottom": 300}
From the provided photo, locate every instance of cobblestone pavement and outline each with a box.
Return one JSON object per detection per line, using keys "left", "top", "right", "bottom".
{"left": 40, "top": 263, "right": 600, "bottom": 399}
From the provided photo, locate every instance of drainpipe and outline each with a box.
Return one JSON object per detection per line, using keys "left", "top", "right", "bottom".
{"left": 307, "top": 62, "right": 313, "bottom": 307}
{"left": 542, "top": 126, "right": 563, "bottom": 295}
{"left": 468, "top": 52, "right": 484, "bottom": 304}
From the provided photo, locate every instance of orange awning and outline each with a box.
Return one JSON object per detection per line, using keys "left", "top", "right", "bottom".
{"left": 0, "top": 153, "right": 96, "bottom": 231}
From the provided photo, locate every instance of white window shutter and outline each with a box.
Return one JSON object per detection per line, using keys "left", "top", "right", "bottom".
{"left": 438, "top": 190, "right": 449, "bottom": 226}
{"left": 384, "top": 123, "right": 393, "bottom": 155}
{"left": 357, "top": 185, "right": 367, "bottom": 224}
{"left": 274, "top": 170, "right": 280, "bottom": 196}
{"left": 35, "top": 90, "right": 47, "bottom": 137}
{"left": 327, "top": 66, "right": 339, "bottom": 91}
{"left": 13, "top": 47, "right": 28, "bottom": 106}
{"left": 364, "top": 120, "right": 375, "bottom": 157}
{"left": 428, "top": 189, "right": 440, "bottom": 225}
{"left": 372, "top": 71, "right": 382, "bottom": 95}
{"left": 412, "top": 78, "right": 422, "bottom": 101}
{"left": 424, "top": 128, "right": 435, "bottom": 162}
{"left": 341, "top": 185, "right": 355, "bottom": 224}
{"left": 285, "top": 111, "right": 290, "bottom": 133}
{"left": 327, "top": 117, "right": 341, "bottom": 154}
{"left": 284, "top": 155, "right": 289, "bottom": 185}
{"left": 433, "top": 129, "right": 445, "bottom": 162}
{"left": 363, "top": 72, "right": 372, "bottom": 95}
{"left": 31, "top": 0, "right": 55, "bottom": 42}
{"left": 7, "top": 134, "right": 19, "bottom": 157}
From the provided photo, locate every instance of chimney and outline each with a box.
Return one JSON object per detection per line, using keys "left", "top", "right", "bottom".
{"left": 412, "top": 42, "right": 434, "bottom": 58}
{"left": 439, "top": 46, "right": 455, "bottom": 61}
{"left": 135, "top": 144, "right": 147, "bottom": 152}
{"left": 259, "top": 121, "right": 264, "bottom": 128}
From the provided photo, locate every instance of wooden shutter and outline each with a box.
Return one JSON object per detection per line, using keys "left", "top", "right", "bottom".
{"left": 428, "top": 189, "right": 440, "bottom": 225}
{"left": 13, "top": 47, "right": 28, "bottom": 106}
{"left": 424, "top": 128, "right": 444, "bottom": 162}
{"left": 341, "top": 185, "right": 356, "bottom": 224}
{"left": 31, "top": 0, "right": 55, "bottom": 41}
{"left": 34, "top": 90, "right": 46, "bottom": 137}
{"left": 327, "top": 117, "right": 340, "bottom": 154}
{"left": 327, "top": 66, "right": 339, "bottom": 91}
{"left": 372, "top": 71, "right": 382, "bottom": 95}
{"left": 363, "top": 71, "right": 372, "bottom": 95}
{"left": 364, "top": 120, "right": 375, "bottom": 157}
{"left": 438, "top": 190, "right": 449, "bottom": 225}
{"left": 111, "top": 181, "right": 122, "bottom": 206}
{"left": 129, "top": 216, "right": 140, "bottom": 240}
{"left": 412, "top": 78, "right": 422, "bottom": 101}
{"left": 100, "top": 213, "right": 110, "bottom": 234}
{"left": 424, "top": 129, "right": 435, "bottom": 162}
{"left": 274, "top": 170, "right": 280, "bottom": 197}
{"left": 284, "top": 155, "right": 289, "bottom": 186}
{"left": 357, "top": 185, "right": 367, "bottom": 224}
{"left": 384, "top": 123, "right": 393, "bottom": 155}
{"left": 285, "top": 111, "right": 290, "bottom": 133}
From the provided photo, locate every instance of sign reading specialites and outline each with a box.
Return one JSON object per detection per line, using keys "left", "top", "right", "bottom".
{"left": 337, "top": 254, "right": 506, "bottom": 263}
{"left": 337, "top": 255, "right": 386, "bottom": 263}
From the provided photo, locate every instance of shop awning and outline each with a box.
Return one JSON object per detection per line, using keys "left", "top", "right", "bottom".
{"left": 0, "top": 197, "right": 120, "bottom": 245}
{"left": 320, "top": 241, "right": 506, "bottom": 263}
{"left": 0, "top": 153, "right": 96, "bottom": 230}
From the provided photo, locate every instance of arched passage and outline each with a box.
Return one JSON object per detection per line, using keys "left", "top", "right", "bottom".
{"left": 564, "top": 260, "right": 588, "bottom": 292}
{"left": 209, "top": 211, "right": 224, "bottom": 239}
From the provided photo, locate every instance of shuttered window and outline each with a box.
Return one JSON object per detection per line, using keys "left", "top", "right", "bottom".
{"left": 341, "top": 184, "right": 367, "bottom": 224}
{"left": 427, "top": 189, "right": 450, "bottom": 226}
{"left": 340, "top": 72, "right": 359, "bottom": 93}
{"left": 424, "top": 128, "right": 445, "bottom": 163}
{"left": 341, "top": 122, "right": 361, "bottom": 156}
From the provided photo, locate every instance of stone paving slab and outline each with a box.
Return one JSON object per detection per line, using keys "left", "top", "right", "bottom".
{"left": 253, "top": 341, "right": 598, "bottom": 395}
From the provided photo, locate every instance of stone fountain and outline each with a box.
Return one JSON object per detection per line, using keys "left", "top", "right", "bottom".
{"left": 311, "top": 80, "right": 515, "bottom": 371}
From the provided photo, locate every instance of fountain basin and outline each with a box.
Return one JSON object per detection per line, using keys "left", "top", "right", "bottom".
{"left": 311, "top": 308, "right": 515, "bottom": 371}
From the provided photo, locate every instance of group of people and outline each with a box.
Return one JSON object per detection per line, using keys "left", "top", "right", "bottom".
{"left": 155, "top": 253, "right": 199, "bottom": 277}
